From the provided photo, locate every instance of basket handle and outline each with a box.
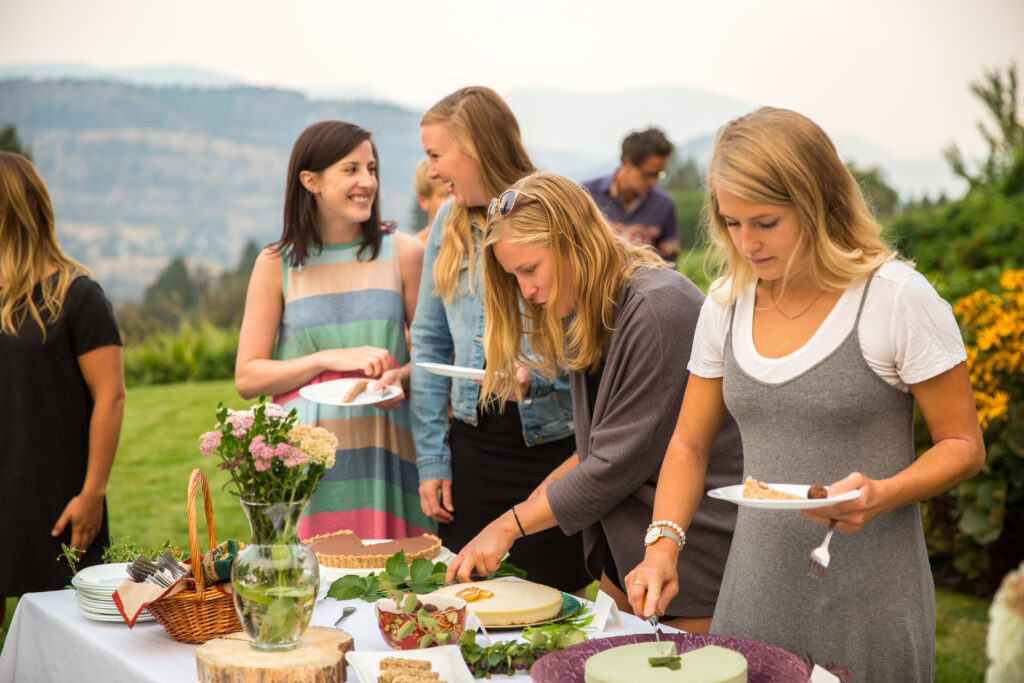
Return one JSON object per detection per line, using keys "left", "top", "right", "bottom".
{"left": 186, "top": 468, "right": 218, "bottom": 596}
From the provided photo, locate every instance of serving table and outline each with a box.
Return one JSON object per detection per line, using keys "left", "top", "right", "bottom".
{"left": 0, "top": 588, "right": 664, "bottom": 682}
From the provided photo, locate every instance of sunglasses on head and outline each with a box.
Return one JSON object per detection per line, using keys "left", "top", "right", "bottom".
{"left": 486, "top": 189, "right": 529, "bottom": 222}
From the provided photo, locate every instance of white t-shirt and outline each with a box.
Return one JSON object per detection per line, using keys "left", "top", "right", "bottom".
{"left": 688, "top": 261, "right": 967, "bottom": 392}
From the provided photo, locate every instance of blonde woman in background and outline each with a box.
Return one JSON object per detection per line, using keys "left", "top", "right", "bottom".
{"left": 411, "top": 87, "right": 590, "bottom": 593}
{"left": 446, "top": 172, "right": 743, "bottom": 633}
{"left": 0, "top": 152, "right": 125, "bottom": 624}
{"left": 412, "top": 157, "right": 450, "bottom": 245}
{"left": 626, "top": 108, "right": 985, "bottom": 680}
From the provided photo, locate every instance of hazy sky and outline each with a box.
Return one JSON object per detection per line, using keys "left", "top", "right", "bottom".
{"left": 2, "top": 0, "right": 1022, "bottom": 159}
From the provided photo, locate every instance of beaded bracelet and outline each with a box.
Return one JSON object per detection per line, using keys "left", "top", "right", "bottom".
{"left": 511, "top": 505, "right": 527, "bottom": 538}
{"left": 648, "top": 520, "right": 687, "bottom": 546}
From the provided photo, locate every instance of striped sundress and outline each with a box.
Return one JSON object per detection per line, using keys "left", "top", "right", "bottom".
{"left": 272, "top": 233, "right": 435, "bottom": 540}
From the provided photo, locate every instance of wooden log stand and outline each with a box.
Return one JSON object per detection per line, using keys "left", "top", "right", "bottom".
{"left": 196, "top": 627, "right": 354, "bottom": 683}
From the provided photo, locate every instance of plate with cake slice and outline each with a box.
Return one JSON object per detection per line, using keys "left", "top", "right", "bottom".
{"left": 299, "top": 378, "right": 402, "bottom": 406}
{"left": 708, "top": 476, "right": 860, "bottom": 510}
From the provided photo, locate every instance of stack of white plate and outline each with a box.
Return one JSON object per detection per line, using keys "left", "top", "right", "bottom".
{"left": 71, "top": 562, "right": 155, "bottom": 623}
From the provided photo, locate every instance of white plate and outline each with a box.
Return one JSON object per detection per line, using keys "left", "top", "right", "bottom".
{"left": 346, "top": 645, "right": 474, "bottom": 683}
{"left": 298, "top": 378, "right": 402, "bottom": 406}
{"left": 72, "top": 562, "right": 131, "bottom": 589}
{"left": 415, "top": 362, "right": 486, "bottom": 381}
{"left": 77, "top": 606, "right": 156, "bottom": 623}
{"left": 707, "top": 483, "right": 861, "bottom": 510}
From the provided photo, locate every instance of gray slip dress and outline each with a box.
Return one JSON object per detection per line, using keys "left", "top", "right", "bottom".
{"left": 711, "top": 275, "right": 935, "bottom": 682}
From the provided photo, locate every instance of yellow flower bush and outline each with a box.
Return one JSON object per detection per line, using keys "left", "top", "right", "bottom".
{"left": 954, "top": 269, "right": 1024, "bottom": 429}
{"left": 943, "top": 269, "right": 1024, "bottom": 580}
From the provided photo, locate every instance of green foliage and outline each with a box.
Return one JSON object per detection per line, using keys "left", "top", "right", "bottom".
{"left": 0, "top": 124, "right": 31, "bottom": 159}
{"left": 848, "top": 162, "right": 899, "bottom": 216}
{"left": 101, "top": 538, "right": 185, "bottom": 564}
{"left": 122, "top": 320, "right": 238, "bottom": 386}
{"left": 458, "top": 619, "right": 591, "bottom": 678}
{"left": 945, "top": 64, "right": 1024, "bottom": 189}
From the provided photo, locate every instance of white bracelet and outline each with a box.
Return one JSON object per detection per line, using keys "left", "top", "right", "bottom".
{"left": 648, "top": 520, "right": 687, "bottom": 545}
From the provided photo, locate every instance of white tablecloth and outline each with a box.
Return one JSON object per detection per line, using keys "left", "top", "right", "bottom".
{"left": 0, "top": 588, "right": 662, "bottom": 682}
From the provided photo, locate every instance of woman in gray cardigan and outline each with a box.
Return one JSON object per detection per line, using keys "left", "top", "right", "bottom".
{"left": 444, "top": 171, "right": 743, "bottom": 633}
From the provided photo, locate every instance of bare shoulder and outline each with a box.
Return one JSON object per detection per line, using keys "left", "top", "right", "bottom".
{"left": 394, "top": 231, "right": 425, "bottom": 263}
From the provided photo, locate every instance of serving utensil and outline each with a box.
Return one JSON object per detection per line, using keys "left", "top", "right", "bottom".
{"left": 334, "top": 605, "right": 356, "bottom": 627}
{"left": 807, "top": 519, "right": 838, "bottom": 579}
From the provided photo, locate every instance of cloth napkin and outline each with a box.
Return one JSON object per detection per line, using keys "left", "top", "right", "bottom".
{"left": 113, "top": 572, "right": 188, "bottom": 628}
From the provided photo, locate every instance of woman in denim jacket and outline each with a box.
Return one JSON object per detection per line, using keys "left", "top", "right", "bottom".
{"left": 411, "top": 87, "right": 590, "bottom": 592}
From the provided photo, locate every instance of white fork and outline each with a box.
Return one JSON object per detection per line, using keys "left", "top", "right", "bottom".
{"left": 807, "top": 519, "right": 838, "bottom": 579}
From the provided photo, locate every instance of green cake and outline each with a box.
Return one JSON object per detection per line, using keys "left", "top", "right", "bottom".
{"left": 584, "top": 642, "right": 748, "bottom": 683}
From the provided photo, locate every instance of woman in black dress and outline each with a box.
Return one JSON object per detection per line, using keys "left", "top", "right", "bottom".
{"left": 0, "top": 152, "right": 125, "bottom": 621}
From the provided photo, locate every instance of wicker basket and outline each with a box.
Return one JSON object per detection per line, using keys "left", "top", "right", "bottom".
{"left": 148, "top": 468, "right": 242, "bottom": 643}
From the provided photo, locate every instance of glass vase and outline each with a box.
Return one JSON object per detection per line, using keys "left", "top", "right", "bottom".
{"left": 232, "top": 499, "right": 319, "bottom": 651}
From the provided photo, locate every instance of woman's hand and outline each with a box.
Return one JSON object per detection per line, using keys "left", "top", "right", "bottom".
{"left": 624, "top": 542, "right": 680, "bottom": 618}
{"left": 372, "top": 368, "right": 407, "bottom": 411}
{"left": 319, "top": 346, "right": 393, "bottom": 378}
{"left": 445, "top": 513, "right": 519, "bottom": 583}
{"left": 478, "top": 363, "right": 532, "bottom": 402}
{"left": 802, "top": 472, "right": 894, "bottom": 533}
{"left": 419, "top": 479, "right": 454, "bottom": 523}
{"left": 52, "top": 491, "right": 105, "bottom": 556}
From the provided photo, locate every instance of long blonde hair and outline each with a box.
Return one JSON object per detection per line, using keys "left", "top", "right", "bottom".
{"left": 481, "top": 172, "right": 666, "bottom": 403}
{"left": 704, "top": 107, "right": 894, "bottom": 302}
{"left": 0, "top": 152, "right": 90, "bottom": 339}
{"left": 421, "top": 86, "right": 535, "bottom": 302}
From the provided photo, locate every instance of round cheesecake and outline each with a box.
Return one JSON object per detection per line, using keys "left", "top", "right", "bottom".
{"left": 585, "top": 643, "right": 747, "bottom": 683}
{"left": 305, "top": 530, "right": 441, "bottom": 568}
{"left": 430, "top": 579, "right": 562, "bottom": 627}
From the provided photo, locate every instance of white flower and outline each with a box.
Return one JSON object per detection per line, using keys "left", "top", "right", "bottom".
{"left": 987, "top": 561, "right": 1024, "bottom": 683}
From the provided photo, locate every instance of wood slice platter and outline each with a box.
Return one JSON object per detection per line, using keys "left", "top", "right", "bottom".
{"left": 196, "top": 627, "right": 354, "bottom": 682}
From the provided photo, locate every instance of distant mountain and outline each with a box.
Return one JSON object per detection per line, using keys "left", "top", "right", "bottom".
{"left": 0, "top": 79, "right": 425, "bottom": 301}
{"left": 0, "top": 64, "right": 242, "bottom": 88}
{"left": 0, "top": 75, "right": 963, "bottom": 301}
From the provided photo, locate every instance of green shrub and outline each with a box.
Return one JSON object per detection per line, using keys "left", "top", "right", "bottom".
{"left": 123, "top": 320, "right": 238, "bottom": 386}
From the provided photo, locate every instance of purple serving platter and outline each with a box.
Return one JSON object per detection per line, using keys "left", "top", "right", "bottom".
{"left": 531, "top": 632, "right": 810, "bottom": 683}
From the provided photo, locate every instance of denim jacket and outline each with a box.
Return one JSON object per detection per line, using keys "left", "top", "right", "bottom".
{"left": 410, "top": 200, "right": 575, "bottom": 481}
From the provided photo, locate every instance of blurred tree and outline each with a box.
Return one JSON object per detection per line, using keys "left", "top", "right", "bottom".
{"left": 847, "top": 162, "right": 899, "bottom": 216}
{"left": 945, "top": 63, "right": 1023, "bottom": 190}
{"left": 663, "top": 157, "right": 706, "bottom": 250}
{"left": 142, "top": 256, "right": 204, "bottom": 328}
{"left": 0, "top": 124, "right": 31, "bottom": 159}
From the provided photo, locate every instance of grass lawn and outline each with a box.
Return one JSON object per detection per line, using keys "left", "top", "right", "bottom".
{"left": 0, "top": 380, "right": 994, "bottom": 680}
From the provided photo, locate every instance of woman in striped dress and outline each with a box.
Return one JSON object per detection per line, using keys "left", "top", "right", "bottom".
{"left": 235, "top": 121, "right": 433, "bottom": 539}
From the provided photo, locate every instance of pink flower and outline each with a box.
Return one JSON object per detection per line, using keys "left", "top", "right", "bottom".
{"left": 249, "top": 435, "right": 276, "bottom": 472}
{"left": 226, "top": 412, "right": 255, "bottom": 439}
{"left": 199, "top": 431, "right": 222, "bottom": 456}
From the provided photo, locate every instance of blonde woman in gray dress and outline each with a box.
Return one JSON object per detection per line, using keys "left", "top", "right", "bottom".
{"left": 626, "top": 107, "right": 985, "bottom": 681}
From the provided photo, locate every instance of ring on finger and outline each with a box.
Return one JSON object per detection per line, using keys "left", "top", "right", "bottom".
{"left": 633, "top": 580, "right": 645, "bottom": 586}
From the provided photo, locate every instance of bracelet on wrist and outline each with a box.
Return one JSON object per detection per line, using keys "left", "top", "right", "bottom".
{"left": 511, "top": 505, "right": 527, "bottom": 538}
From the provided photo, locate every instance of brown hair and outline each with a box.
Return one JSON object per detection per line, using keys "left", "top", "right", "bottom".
{"left": 279, "top": 121, "right": 386, "bottom": 267}
{"left": 0, "top": 152, "right": 90, "bottom": 339}
{"left": 621, "top": 127, "right": 674, "bottom": 165}
{"left": 421, "top": 87, "right": 535, "bottom": 302}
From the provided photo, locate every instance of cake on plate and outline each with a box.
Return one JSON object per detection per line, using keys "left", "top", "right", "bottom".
{"left": 584, "top": 642, "right": 747, "bottom": 683}
{"left": 306, "top": 530, "right": 442, "bottom": 569}
{"left": 430, "top": 579, "right": 562, "bottom": 627}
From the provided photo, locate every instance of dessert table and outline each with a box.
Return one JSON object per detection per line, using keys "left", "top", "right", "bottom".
{"left": 0, "top": 588, "right": 665, "bottom": 682}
